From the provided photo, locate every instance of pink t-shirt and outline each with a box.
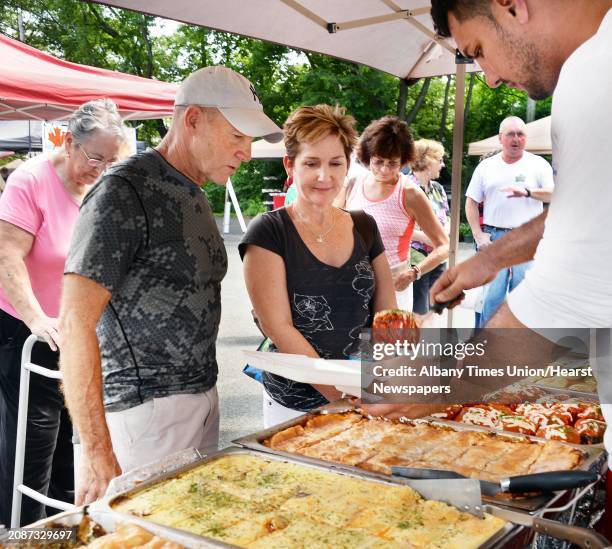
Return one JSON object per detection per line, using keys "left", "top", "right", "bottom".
{"left": 0, "top": 155, "right": 80, "bottom": 319}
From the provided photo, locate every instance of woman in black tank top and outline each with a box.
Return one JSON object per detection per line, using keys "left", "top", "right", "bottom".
{"left": 240, "top": 105, "right": 396, "bottom": 424}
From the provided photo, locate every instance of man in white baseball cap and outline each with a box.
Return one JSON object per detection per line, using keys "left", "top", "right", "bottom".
{"left": 175, "top": 65, "right": 283, "bottom": 144}
{"left": 58, "top": 66, "right": 282, "bottom": 505}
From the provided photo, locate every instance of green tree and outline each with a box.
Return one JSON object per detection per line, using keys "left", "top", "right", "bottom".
{"left": 1, "top": 0, "right": 550, "bottom": 214}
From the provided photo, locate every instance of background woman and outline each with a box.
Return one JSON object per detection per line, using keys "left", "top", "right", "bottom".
{"left": 240, "top": 105, "right": 396, "bottom": 427}
{"left": 0, "top": 99, "right": 127, "bottom": 525}
{"left": 336, "top": 116, "right": 449, "bottom": 311}
{"left": 409, "top": 139, "right": 450, "bottom": 314}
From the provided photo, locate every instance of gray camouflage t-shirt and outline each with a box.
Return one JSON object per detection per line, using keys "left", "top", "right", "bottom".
{"left": 65, "top": 149, "right": 228, "bottom": 412}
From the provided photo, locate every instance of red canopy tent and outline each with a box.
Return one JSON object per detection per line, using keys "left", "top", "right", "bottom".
{"left": 0, "top": 33, "right": 178, "bottom": 121}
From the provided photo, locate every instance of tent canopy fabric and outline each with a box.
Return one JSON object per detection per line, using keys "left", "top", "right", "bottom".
{"left": 0, "top": 121, "right": 43, "bottom": 151}
{"left": 468, "top": 116, "right": 552, "bottom": 156}
{"left": 93, "top": 0, "right": 479, "bottom": 80}
{"left": 0, "top": 33, "right": 178, "bottom": 121}
{"left": 251, "top": 139, "right": 286, "bottom": 160}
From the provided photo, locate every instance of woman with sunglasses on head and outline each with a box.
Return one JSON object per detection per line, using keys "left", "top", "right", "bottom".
{"left": 336, "top": 116, "right": 449, "bottom": 311}
{"left": 0, "top": 99, "right": 127, "bottom": 526}
{"left": 240, "top": 105, "right": 397, "bottom": 427}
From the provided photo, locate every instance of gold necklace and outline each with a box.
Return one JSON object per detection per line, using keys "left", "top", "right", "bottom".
{"left": 293, "top": 205, "right": 336, "bottom": 243}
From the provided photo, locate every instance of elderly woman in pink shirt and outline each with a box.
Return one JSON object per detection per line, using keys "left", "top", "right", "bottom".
{"left": 0, "top": 99, "right": 127, "bottom": 526}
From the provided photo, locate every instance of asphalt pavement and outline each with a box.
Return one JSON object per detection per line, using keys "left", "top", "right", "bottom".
{"left": 214, "top": 218, "right": 264, "bottom": 449}
{"left": 214, "top": 216, "right": 477, "bottom": 449}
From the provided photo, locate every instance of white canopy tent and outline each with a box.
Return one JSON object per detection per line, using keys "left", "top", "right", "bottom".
{"left": 91, "top": 0, "right": 477, "bottom": 80}
{"left": 222, "top": 139, "right": 289, "bottom": 233}
{"left": 468, "top": 116, "right": 552, "bottom": 156}
{"left": 251, "top": 139, "right": 287, "bottom": 160}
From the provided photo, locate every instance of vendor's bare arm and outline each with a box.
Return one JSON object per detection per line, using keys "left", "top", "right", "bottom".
{"left": 447, "top": 303, "right": 562, "bottom": 397}
{"left": 243, "top": 245, "right": 342, "bottom": 401}
{"left": 366, "top": 305, "right": 564, "bottom": 419}
{"left": 59, "top": 273, "right": 121, "bottom": 504}
{"left": 431, "top": 211, "right": 547, "bottom": 306}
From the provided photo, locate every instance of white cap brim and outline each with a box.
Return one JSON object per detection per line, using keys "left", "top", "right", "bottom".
{"left": 218, "top": 107, "right": 283, "bottom": 143}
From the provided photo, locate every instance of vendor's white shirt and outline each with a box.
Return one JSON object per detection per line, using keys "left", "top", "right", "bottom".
{"left": 465, "top": 152, "right": 554, "bottom": 228}
{"left": 508, "top": 9, "right": 612, "bottom": 460}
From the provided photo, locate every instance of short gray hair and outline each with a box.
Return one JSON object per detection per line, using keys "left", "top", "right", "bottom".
{"left": 68, "top": 99, "right": 127, "bottom": 144}
{"left": 499, "top": 116, "right": 526, "bottom": 134}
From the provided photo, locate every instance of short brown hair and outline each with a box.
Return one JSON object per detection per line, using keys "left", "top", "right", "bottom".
{"left": 411, "top": 139, "right": 445, "bottom": 172}
{"left": 356, "top": 116, "right": 414, "bottom": 167}
{"left": 283, "top": 104, "right": 357, "bottom": 162}
{"left": 430, "top": 0, "right": 493, "bottom": 38}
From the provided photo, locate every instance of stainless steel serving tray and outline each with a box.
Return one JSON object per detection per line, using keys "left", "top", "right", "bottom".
{"left": 91, "top": 446, "right": 517, "bottom": 549}
{"left": 7, "top": 506, "right": 221, "bottom": 548}
{"left": 434, "top": 387, "right": 604, "bottom": 447}
{"left": 232, "top": 404, "right": 607, "bottom": 513}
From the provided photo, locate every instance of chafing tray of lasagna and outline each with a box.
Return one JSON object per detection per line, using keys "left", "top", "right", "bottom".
{"left": 232, "top": 407, "right": 606, "bottom": 513}
{"left": 93, "top": 447, "right": 515, "bottom": 549}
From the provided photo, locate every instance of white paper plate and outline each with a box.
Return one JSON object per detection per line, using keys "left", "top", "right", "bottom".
{"left": 242, "top": 350, "right": 362, "bottom": 387}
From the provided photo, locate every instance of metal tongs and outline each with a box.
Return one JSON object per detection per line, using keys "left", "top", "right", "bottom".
{"left": 391, "top": 467, "right": 610, "bottom": 549}
{"left": 392, "top": 467, "right": 598, "bottom": 497}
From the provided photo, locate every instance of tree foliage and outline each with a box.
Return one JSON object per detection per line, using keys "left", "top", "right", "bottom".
{"left": 1, "top": 0, "right": 551, "bottom": 213}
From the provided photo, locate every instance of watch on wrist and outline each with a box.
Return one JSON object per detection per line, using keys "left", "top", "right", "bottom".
{"left": 411, "top": 265, "right": 422, "bottom": 281}
{"left": 524, "top": 187, "right": 532, "bottom": 198}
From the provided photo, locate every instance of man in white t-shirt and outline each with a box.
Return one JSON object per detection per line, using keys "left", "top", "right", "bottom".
{"left": 430, "top": 0, "right": 612, "bottom": 535}
{"left": 466, "top": 116, "right": 553, "bottom": 325}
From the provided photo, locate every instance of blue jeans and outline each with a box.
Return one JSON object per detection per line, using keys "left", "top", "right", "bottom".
{"left": 480, "top": 226, "right": 533, "bottom": 326}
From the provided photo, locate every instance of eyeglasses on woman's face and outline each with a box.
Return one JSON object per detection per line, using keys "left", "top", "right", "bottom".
{"left": 370, "top": 157, "right": 401, "bottom": 171}
{"left": 76, "top": 143, "right": 116, "bottom": 171}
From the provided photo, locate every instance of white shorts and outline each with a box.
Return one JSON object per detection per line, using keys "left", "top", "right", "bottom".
{"left": 262, "top": 390, "right": 303, "bottom": 429}
{"left": 106, "top": 387, "right": 219, "bottom": 474}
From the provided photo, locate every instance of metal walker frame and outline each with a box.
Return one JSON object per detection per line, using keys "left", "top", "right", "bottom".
{"left": 10, "top": 334, "right": 75, "bottom": 528}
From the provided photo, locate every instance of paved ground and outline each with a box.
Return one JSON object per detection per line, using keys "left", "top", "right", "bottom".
{"left": 214, "top": 216, "right": 477, "bottom": 449}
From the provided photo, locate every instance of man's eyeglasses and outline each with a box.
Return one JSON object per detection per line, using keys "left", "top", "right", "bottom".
{"left": 77, "top": 143, "right": 115, "bottom": 170}
{"left": 371, "top": 158, "right": 401, "bottom": 170}
{"left": 503, "top": 131, "right": 526, "bottom": 139}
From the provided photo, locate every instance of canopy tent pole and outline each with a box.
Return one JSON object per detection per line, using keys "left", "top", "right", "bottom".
{"left": 224, "top": 178, "right": 247, "bottom": 234}
{"left": 447, "top": 64, "right": 466, "bottom": 328}
{"left": 223, "top": 186, "right": 231, "bottom": 234}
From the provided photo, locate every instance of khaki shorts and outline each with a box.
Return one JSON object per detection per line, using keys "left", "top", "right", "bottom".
{"left": 106, "top": 387, "right": 219, "bottom": 474}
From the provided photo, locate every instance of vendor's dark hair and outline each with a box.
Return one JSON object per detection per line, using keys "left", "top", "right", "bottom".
{"left": 430, "top": 0, "right": 494, "bottom": 38}
{"left": 356, "top": 116, "right": 414, "bottom": 167}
